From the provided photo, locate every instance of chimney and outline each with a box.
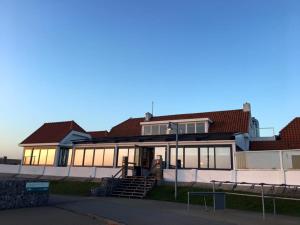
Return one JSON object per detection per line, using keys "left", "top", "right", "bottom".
{"left": 243, "top": 102, "right": 251, "bottom": 112}
{"left": 145, "top": 112, "right": 153, "bottom": 121}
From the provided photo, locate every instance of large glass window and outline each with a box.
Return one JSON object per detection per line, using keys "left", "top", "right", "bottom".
{"left": 200, "top": 147, "right": 208, "bottom": 168}
{"left": 209, "top": 147, "right": 215, "bottom": 168}
{"left": 154, "top": 147, "right": 166, "bottom": 161}
{"left": 39, "top": 149, "right": 48, "bottom": 165}
{"left": 67, "top": 149, "right": 72, "bottom": 166}
{"left": 152, "top": 125, "right": 159, "bottom": 135}
{"left": 170, "top": 147, "right": 184, "bottom": 168}
{"left": 23, "top": 149, "right": 32, "bottom": 165}
{"left": 23, "top": 148, "right": 56, "bottom": 166}
{"left": 169, "top": 146, "right": 232, "bottom": 170}
{"left": 159, "top": 125, "right": 167, "bottom": 134}
{"left": 94, "top": 148, "right": 104, "bottom": 166}
{"left": 103, "top": 148, "right": 114, "bottom": 166}
{"left": 187, "top": 123, "right": 195, "bottom": 133}
{"left": 117, "top": 148, "right": 135, "bottom": 167}
{"left": 144, "top": 125, "right": 151, "bottom": 135}
{"left": 73, "top": 149, "right": 84, "bottom": 166}
{"left": 118, "top": 148, "right": 128, "bottom": 166}
{"left": 84, "top": 149, "right": 94, "bottom": 166}
{"left": 185, "top": 147, "right": 198, "bottom": 168}
{"left": 215, "top": 147, "right": 231, "bottom": 169}
{"left": 32, "top": 149, "right": 40, "bottom": 165}
{"left": 178, "top": 124, "right": 186, "bottom": 134}
{"left": 46, "top": 149, "right": 56, "bottom": 165}
{"left": 128, "top": 148, "right": 135, "bottom": 164}
{"left": 196, "top": 123, "right": 205, "bottom": 133}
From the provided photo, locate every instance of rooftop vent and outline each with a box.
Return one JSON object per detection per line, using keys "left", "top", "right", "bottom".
{"left": 145, "top": 112, "right": 153, "bottom": 121}
{"left": 243, "top": 102, "right": 251, "bottom": 112}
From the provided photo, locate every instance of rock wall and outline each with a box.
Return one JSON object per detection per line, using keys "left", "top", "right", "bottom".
{"left": 0, "top": 179, "right": 49, "bottom": 210}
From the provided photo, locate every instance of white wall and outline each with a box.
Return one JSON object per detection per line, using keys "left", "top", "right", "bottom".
{"left": 163, "top": 169, "right": 234, "bottom": 183}
{"left": 20, "top": 166, "right": 44, "bottom": 175}
{"left": 95, "top": 167, "right": 120, "bottom": 178}
{"left": 0, "top": 164, "right": 20, "bottom": 174}
{"left": 236, "top": 170, "right": 283, "bottom": 184}
{"left": 285, "top": 171, "right": 300, "bottom": 185}
{"left": 69, "top": 167, "right": 95, "bottom": 178}
{"left": 44, "top": 167, "right": 69, "bottom": 177}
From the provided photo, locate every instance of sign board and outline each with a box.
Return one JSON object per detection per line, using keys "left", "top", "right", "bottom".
{"left": 26, "top": 182, "right": 49, "bottom": 192}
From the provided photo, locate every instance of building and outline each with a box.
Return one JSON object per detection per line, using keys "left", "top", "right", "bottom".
{"left": 0, "top": 103, "right": 299, "bottom": 185}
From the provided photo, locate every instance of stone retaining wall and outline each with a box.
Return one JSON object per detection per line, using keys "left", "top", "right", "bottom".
{"left": 0, "top": 179, "right": 49, "bottom": 210}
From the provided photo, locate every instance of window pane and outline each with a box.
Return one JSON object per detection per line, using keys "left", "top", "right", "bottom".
{"left": 32, "top": 149, "right": 40, "bottom": 165}
{"left": 74, "top": 149, "right": 84, "bottom": 166}
{"left": 128, "top": 148, "right": 135, "bottom": 164}
{"left": 178, "top": 124, "right": 186, "bottom": 134}
{"left": 196, "top": 123, "right": 205, "bottom": 133}
{"left": 118, "top": 148, "right": 128, "bottom": 167}
{"left": 159, "top": 125, "right": 167, "bottom": 135}
{"left": 46, "top": 149, "right": 56, "bottom": 165}
{"left": 215, "top": 147, "right": 231, "bottom": 169}
{"left": 84, "top": 149, "right": 94, "bottom": 166}
{"left": 152, "top": 125, "right": 159, "bottom": 135}
{"left": 103, "top": 148, "right": 114, "bottom": 166}
{"left": 200, "top": 147, "right": 208, "bottom": 168}
{"left": 39, "top": 149, "right": 48, "bottom": 165}
{"left": 209, "top": 147, "right": 215, "bottom": 168}
{"left": 23, "top": 149, "right": 32, "bottom": 165}
{"left": 144, "top": 126, "right": 151, "bottom": 135}
{"left": 170, "top": 147, "right": 184, "bottom": 168}
{"left": 94, "top": 149, "right": 104, "bottom": 166}
{"left": 187, "top": 123, "right": 195, "bottom": 133}
{"left": 185, "top": 147, "right": 198, "bottom": 168}
{"left": 154, "top": 147, "right": 166, "bottom": 161}
{"left": 67, "top": 149, "right": 72, "bottom": 166}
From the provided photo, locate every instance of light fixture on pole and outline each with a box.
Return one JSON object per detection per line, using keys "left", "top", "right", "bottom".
{"left": 167, "top": 122, "right": 179, "bottom": 200}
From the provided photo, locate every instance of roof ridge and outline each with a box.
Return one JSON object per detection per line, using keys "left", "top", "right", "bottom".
{"left": 128, "top": 108, "right": 244, "bottom": 120}
{"left": 44, "top": 120, "right": 74, "bottom": 124}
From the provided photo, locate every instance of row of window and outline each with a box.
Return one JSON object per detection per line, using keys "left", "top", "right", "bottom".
{"left": 170, "top": 146, "right": 232, "bottom": 169}
{"left": 143, "top": 122, "right": 205, "bottom": 135}
{"left": 23, "top": 148, "right": 56, "bottom": 166}
{"left": 73, "top": 148, "right": 115, "bottom": 167}
{"left": 23, "top": 146, "right": 232, "bottom": 170}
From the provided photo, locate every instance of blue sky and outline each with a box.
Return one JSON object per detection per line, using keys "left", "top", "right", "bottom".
{"left": 0, "top": 0, "right": 299, "bottom": 158}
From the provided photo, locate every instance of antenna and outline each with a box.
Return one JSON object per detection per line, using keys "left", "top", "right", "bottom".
{"left": 151, "top": 101, "right": 154, "bottom": 115}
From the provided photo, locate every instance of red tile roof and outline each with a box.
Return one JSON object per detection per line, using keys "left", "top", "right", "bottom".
{"left": 250, "top": 118, "right": 300, "bottom": 150}
{"left": 20, "top": 121, "right": 86, "bottom": 144}
{"left": 87, "top": 131, "right": 108, "bottom": 139}
{"left": 109, "top": 109, "right": 250, "bottom": 137}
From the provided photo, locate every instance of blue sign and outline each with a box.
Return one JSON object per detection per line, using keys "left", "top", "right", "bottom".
{"left": 26, "top": 182, "right": 49, "bottom": 192}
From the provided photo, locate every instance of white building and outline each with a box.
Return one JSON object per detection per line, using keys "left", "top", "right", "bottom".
{"left": 1, "top": 103, "right": 300, "bottom": 186}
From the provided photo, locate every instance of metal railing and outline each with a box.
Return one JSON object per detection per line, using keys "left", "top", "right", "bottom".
{"left": 187, "top": 180, "right": 300, "bottom": 220}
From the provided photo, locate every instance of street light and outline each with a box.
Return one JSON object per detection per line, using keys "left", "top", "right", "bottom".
{"left": 167, "top": 122, "right": 179, "bottom": 200}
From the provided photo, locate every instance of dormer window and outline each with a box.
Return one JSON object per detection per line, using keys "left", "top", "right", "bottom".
{"left": 141, "top": 118, "right": 210, "bottom": 135}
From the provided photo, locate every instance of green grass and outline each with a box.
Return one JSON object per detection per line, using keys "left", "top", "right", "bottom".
{"left": 147, "top": 185, "right": 300, "bottom": 217}
{"left": 50, "top": 181, "right": 100, "bottom": 196}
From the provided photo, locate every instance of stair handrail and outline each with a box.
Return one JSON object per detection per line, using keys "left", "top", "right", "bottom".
{"left": 143, "top": 161, "right": 160, "bottom": 196}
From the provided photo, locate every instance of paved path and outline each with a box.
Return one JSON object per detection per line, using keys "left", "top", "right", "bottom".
{"left": 50, "top": 195, "right": 300, "bottom": 225}
{"left": 0, "top": 205, "right": 107, "bottom": 225}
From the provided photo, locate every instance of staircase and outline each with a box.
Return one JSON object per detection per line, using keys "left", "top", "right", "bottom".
{"left": 111, "top": 176, "right": 156, "bottom": 198}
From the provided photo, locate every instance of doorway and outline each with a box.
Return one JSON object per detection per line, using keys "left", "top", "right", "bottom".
{"left": 141, "top": 147, "right": 154, "bottom": 169}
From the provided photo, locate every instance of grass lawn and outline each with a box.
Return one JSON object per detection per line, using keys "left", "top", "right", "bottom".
{"left": 147, "top": 185, "right": 300, "bottom": 217}
{"left": 50, "top": 180, "right": 100, "bottom": 196}
{"left": 49, "top": 181, "right": 300, "bottom": 217}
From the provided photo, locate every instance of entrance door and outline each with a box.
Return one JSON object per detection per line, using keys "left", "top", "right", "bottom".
{"left": 141, "top": 147, "right": 154, "bottom": 169}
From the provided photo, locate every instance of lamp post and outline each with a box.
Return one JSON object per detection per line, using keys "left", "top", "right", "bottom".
{"left": 167, "top": 122, "right": 179, "bottom": 200}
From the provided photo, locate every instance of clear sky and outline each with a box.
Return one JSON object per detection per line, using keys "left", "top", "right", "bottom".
{"left": 0, "top": 0, "right": 299, "bottom": 158}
